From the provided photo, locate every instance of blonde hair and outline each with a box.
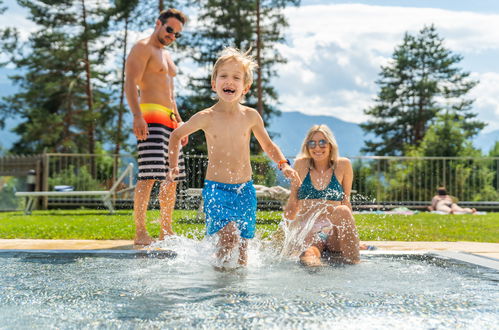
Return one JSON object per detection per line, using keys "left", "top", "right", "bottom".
{"left": 211, "top": 47, "right": 257, "bottom": 102}
{"left": 296, "top": 124, "right": 339, "bottom": 169}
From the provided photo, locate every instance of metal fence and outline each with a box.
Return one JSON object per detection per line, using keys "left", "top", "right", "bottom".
{"left": 1, "top": 153, "right": 498, "bottom": 211}
{"left": 349, "top": 156, "right": 499, "bottom": 208}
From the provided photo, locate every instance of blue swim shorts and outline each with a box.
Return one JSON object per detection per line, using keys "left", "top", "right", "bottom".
{"left": 202, "top": 179, "right": 257, "bottom": 239}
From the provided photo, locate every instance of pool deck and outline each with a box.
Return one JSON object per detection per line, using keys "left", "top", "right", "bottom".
{"left": 0, "top": 239, "right": 497, "bottom": 261}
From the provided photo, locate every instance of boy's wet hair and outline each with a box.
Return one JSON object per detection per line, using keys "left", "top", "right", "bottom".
{"left": 211, "top": 47, "right": 258, "bottom": 92}
{"left": 158, "top": 8, "right": 187, "bottom": 25}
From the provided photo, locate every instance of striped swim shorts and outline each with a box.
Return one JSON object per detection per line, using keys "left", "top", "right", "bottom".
{"left": 136, "top": 103, "right": 186, "bottom": 182}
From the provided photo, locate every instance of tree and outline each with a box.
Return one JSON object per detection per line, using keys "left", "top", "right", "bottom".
{"left": 381, "top": 114, "right": 498, "bottom": 202}
{"left": 0, "top": 0, "right": 113, "bottom": 154}
{"left": 179, "top": 0, "right": 299, "bottom": 154}
{"left": 361, "top": 25, "right": 485, "bottom": 156}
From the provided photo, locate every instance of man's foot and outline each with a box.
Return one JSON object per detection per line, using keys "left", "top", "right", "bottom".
{"left": 159, "top": 230, "right": 176, "bottom": 240}
{"left": 134, "top": 233, "right": 154, "bottom": 246}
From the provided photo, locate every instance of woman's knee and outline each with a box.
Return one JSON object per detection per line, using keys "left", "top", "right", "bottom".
{"left": 330, "top": 205, "right": 354, "bottom": 223}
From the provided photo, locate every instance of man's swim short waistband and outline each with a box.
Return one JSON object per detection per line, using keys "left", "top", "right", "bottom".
{"left": 140, "top": 103, "right": 177, "bottom": 128}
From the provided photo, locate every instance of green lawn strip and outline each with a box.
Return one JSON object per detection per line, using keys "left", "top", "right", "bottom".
{"left": 355, "top": 213, "right": 499, "bottom": 242}
{"left": 0, "top": 209, "right": 497, "bottom": 242}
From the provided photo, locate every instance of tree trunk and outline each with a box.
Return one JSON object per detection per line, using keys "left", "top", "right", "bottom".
{"left": 255, "top": 0, "right": 263, "bottom": 117}
{"left": 113, "top": 15, "right": 129, "bottom": 181}
{"left": 81, "top": 0, "right": 95, "bottom": 155}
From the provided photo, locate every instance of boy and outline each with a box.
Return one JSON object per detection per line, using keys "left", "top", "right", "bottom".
{"left": 167, "top": 47, "right": 300, "bottom": 266}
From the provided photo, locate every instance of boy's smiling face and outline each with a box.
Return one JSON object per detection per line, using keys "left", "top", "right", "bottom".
{"left": 212, "top": 59, "right": 250, "bottom": 103}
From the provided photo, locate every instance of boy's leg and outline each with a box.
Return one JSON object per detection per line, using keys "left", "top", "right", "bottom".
{"left": 216, "top": 221, "right": 239, "bottom": 263}
{"left": 238, "top": 239, "right": 248, "bottom": 266}
{"left": 133, "top": 179, "right": 155, "bottom": 245}
{"left": 159, "top": 180, "right": 177, "bottom": 239}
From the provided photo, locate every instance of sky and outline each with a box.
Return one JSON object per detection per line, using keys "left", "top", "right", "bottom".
{"left": 1, "top": 0, "right": 499, "bottom": 134}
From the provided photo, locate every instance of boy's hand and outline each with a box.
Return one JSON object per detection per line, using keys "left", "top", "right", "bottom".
{"left": 166, "top": 167, "right": 179, "bottom": 182}
{"left": 282, "top": 164, "right": 301, "bottom": 186}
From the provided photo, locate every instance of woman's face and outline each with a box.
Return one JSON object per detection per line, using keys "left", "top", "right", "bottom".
{"left": 307, "top": 131, "right": 331, "bottom": 162}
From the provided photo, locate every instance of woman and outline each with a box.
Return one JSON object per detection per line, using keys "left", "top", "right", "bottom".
{"left": 283, "top": 124, "right": 360, "bottom": 266}
{"left": 430, "top": 186, "right": 476, "bottom": 214}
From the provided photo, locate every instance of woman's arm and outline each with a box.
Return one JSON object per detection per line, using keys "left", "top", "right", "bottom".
{"left": 338, "top": 158, "right": 353, "bottom": 210}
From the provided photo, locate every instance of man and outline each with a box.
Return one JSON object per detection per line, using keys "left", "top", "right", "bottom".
{"left": 125, "top": 8, "right": 188, "bottom": 245}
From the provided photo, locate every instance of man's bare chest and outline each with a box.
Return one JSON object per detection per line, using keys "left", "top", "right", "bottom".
{"left": 146, "top": 50, "right": 170, "bottom": 74}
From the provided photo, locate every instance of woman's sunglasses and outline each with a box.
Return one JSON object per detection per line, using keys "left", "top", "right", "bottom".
{"left": 307, "top": 139, "right": 328, "bottom": 149}
{"left": 165, "top": 25, "right": 182, "bottom": 39}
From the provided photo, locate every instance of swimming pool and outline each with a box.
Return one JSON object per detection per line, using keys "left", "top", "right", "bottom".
{"left": 0, "top": 238, "right": 497, "bottom": 329}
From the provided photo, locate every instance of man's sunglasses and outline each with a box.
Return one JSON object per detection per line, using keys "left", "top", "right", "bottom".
{"left": 307, "top": 139, "right": 328, "bottom": 149}
{"left": 165, "top": 25, "right": 182, "bottom": 39}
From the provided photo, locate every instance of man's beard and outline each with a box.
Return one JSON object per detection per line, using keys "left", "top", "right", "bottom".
{"left": 158, "top": 36, "right": 171, "bottom": 46}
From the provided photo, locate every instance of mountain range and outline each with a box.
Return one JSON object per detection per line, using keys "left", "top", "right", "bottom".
{"left": 268, "top": 111, "right": 371, "bottom": 157}
{"left": 1, "top": 65, "right": 497, "bottom": 155}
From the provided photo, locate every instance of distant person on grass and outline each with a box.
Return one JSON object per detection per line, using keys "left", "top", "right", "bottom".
{"left": 166, "top": 47, "right": 301, "bottom": 268}
{"left": 430, "top": 186, "right": 476, "bottom": 214}
{"left": 125, "top": 9, "right": 188, "bottom": 245}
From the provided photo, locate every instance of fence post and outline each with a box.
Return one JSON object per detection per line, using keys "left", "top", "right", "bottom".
{"left": 42, "top": 153, "right": 50, "bottom": 210}
{"left": 376, "top": 158, "right": 381, "bottom": 209}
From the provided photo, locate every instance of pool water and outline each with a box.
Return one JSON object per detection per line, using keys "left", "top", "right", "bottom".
{"left": 0, "top": 237, "right": 498, "bottom": 329}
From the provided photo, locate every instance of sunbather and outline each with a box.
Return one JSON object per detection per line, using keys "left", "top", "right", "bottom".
{"left": 429, "top": 186, "right": 476, "bottom": 214}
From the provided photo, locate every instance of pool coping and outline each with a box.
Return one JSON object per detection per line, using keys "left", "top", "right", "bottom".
{"left": 1, "top": 249, "right": 498, "bottom": 271}
{"left": 0, "top": 239, "right": 498, "bottom": 271}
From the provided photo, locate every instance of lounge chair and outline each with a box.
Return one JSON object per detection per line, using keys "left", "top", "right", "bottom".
{"left": 15, "top": 163, "right": 135, "bottom": 215}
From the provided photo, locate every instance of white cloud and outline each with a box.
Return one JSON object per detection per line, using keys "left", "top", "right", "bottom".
{"left": 273, "top": 3, "right": 499, "bottom": 131}
{"left": 470, "top": 72, "right": 499, "bottom": 132}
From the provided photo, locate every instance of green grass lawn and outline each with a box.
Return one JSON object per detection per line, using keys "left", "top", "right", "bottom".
{"left": 0, "top": 209, "right": 498, "bottom": 242}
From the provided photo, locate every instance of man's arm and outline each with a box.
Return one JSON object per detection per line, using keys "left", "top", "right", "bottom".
{"left": 251, "top": 110, "right": 301, "bottom": 185}
{"left": 125, "top": 43, "right": 149, "bottom": 140}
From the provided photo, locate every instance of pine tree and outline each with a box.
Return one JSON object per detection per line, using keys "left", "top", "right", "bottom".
{"left": 361, "top": 25, "right": 485, "bottom": 156}
{"left": 179, "top": 0, "right": 299, "bottom": 154}
{"left": 0, "top": 0, "right": 113, "bottom": 154}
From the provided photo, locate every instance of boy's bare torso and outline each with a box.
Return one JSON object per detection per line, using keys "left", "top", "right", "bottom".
{"left": 136, "top": 38, "right": 176, "bottom": 108}
{"left": 202, "top": 106, "right": 256, "bottom": 184}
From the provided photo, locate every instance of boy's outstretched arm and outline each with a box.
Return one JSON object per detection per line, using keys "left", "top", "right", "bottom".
{"left": 167, "top": 112, "right": 207, "bottom": 181}
{"left": 251, "top": 112, "right": 301, "bottom": 186}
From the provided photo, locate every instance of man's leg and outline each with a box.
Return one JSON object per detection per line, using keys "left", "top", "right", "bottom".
{"left": 159, "top": 180, "right": 177, "bottom": 239}
{"left": 133, "top": 179, "right": 155, "bottom": 245}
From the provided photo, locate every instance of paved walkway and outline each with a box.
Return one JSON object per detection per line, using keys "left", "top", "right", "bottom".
{"left": 0, "top": 239, "right": 498, "bottom": 260}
